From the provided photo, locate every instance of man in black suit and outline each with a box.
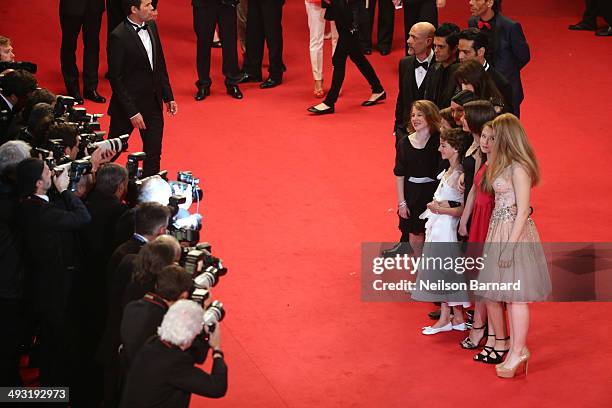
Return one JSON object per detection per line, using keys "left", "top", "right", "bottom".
{"left": 120, "top": 300, "right": 227, "bottom": 408}
{"left": 426, "top": 22, "right": 460, "bottom": 109}
{"left": 16, "top": 158, "right": 91, "bottom": 386}
{"left": 0, "top": 69, "right": 38, "bottom": 145}
{"left": 59, "top": 0, "right": 106, "bottom": 104}
{"left": 467, "top": 0, "right": 529, "bottom": 116}
{"left": 107, "top": 0, "right": 177, "bottom": 177}
{"left": 192, "top": 0, "right": 243, "bottom": 101}
{"left": 394, "top": 22, "right": 436, "bottom": 133}
{"left": 458, "top": 28, "right": 514, "bottom": 114}
{"left": 240, "top": 0, "right": 285, "bottom": 89}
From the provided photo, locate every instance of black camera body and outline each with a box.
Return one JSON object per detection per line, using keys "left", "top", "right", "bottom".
{"left": 0, "top": 60, "right": 37, "bottom": 74}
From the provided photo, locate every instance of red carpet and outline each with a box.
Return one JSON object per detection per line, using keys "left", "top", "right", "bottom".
{"left": 2, "top": 0, "right": 612, "bottom": 406}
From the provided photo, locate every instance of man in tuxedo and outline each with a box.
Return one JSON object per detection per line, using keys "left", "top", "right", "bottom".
{"left": 59, "top": 0, "right": 106, "bottom": 104}
{"left": 240, "top": 0, "right": 285, "bottom": 89}
{"left": 458, "top": 28, "right": 514, "bottom": 114}
{"left": 107, "top": 0, "right": 177, "bottom": 177}
{"left": 192, "top": 0, "right": 243, "bottom": 101}
{"left": 467, "top": 0, "right": 529, "bottom": 116}
{"left": 16, "top": 158, "right": 91, "bottom": 386}
{"left": 394, "top": 22, "right": 436, "bottom": 133}
{"left": 426, "top": 22, "right": 460, "bottom": 109}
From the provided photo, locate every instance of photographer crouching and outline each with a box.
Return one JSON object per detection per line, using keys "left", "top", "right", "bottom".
{"left": 121, "top": 299, "right": 228, "bottom": 407}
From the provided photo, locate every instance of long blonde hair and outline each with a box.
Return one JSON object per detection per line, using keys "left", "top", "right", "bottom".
{"left": 481, "top": 113, "right": 540, "bottom": 194}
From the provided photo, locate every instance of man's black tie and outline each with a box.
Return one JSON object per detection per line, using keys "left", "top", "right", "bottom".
{"left": 415, "top": 60, "right": 429, "bottom": 70}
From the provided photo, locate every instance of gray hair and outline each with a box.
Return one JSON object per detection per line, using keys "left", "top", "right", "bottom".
{"left": 138, "top": 175, "right": 172, "bottom": 205}
{"left": 158, "top": 300, "right": 204, "bottom": 348}
{"left": 0, "top": 140, "right": 31, "bottom": 175}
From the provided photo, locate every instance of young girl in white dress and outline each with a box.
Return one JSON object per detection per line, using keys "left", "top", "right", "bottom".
{"left": 412, "top": 128, "right": 473, "bottom": 335}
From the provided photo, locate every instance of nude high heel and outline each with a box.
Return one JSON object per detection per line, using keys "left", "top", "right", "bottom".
{"left": 496, "top": 347, "right": 530, "bottom": 378}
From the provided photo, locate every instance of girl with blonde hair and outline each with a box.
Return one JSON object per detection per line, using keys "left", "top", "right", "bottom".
{"left": 475, "top": 113, "right": 551, "bottom": 378}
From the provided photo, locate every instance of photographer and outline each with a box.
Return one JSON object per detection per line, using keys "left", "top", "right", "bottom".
{"left": 0, "top": 36, "right": 36, "bottom": 74}
{"left": 1, "top": 69, "right": 38, "bottom": 144}
{"left": 120, "top": 264, "right": 193, "bottom": 368}
{"left": 121, "top": 300, "right": 228, "bottom": 408}
{"left": 5, "top": 88, "right": 56, "bottom": 141}
{"left": 0, "top": 140, "right": 31, "bottom": 386}
{"left": 100, "top": 230, "right": 175, "bottom": 407}
{"left": 0, "top": 36, "right": 15, "bottom": 63}
{"left": 115, "top": 174, "right": 173, "bottom": 245}
{"left": 22, "top": 102, "right": 54, "bottom": 147}
{"left": 16, "top": 157, "right": 91, "bottom": 386}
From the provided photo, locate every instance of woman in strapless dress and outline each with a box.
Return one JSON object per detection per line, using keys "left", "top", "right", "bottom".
{"left": 475, "top": 114, "right": 551, "bottom": 379}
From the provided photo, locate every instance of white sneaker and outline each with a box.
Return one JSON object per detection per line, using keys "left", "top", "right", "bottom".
{"left": 422, "top": 322, "right": 452, "bottom": 335}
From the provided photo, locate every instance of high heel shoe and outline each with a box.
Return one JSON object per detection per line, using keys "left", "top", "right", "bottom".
{"left": 460, "top": 324, "right": 487, "bottom": 349}
{"left": 496, "top": 347, "right": 530, "bottom": 378}
{"left": 473, "top": 336, "right": 509, "bottom": 364}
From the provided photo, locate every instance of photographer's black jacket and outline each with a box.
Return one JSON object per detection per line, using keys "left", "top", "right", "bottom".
{"left": 120, "top": 337, "right": 227, "bottom": 408}
{"left": 0, "top": 177, "right": 23, "bottom": 299}
{"left": 17, "top": 190, "right": 91, "bottom": 321}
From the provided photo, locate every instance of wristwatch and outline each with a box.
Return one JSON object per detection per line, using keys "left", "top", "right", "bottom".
{"left": 212, "top": 348, "right": 224, "bottom": 359}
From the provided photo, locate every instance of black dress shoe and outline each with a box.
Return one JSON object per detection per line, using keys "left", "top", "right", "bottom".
{"left": 195, "top": 86, "right": 210, "bottom": 101}
{"left": 363, "top": 49, "right": 372, "bottom": 55}
{"left": 259, "top": 78, "right": 281, "bottom": 89}
{"left": 381, "top": 241, "right": 413, "bottom": 258}
{"left": 226, "top": 84, "right": 243, "bottom": 99}
{"left": 70, "top": 93, "right": 84, "bottom": 105}
{"left": 596, "top": 26, "right": 612, "bottom": 36}
{"left": 568, "top": 21, "right": 596, "bottom": 31}
{"left": 379, "top": 49, "right": 391, "bottom": 56}
{"left": 307, "top": 105, "right": 334, "bottom": 115}
{"left": 84, "top": 89, "right": 106, "bottom": 103}
{"left": 238, "top": 72, "right": 262, "bottom": 83}
{"left": 361, "top": 91, "right": 386, "bottom": 106}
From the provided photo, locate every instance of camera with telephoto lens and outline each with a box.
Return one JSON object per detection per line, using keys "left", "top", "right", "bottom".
{"left": 203, "top": 300, "right": 225, "bottom": 333}
{"left": 51, "top": 159, "right": 93, "bottom": 192}
{"left": 86, "top": 134, "right": 130, "bottom": 155}
{"left": 181, "top": 243, "right": 227, "bottom": 281}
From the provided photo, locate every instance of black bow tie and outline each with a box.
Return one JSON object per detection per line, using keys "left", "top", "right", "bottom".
{"left": 415, "top": 60, "right": 429, "bottom": 70}
{"left": 130, "top": 22, "right": 148, "bottom": 32}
